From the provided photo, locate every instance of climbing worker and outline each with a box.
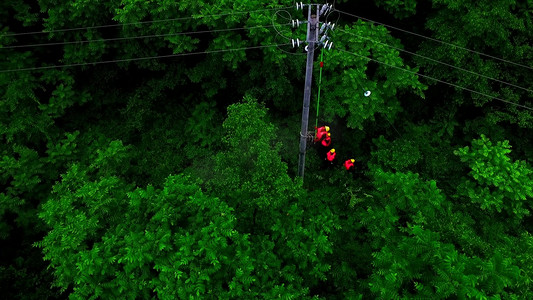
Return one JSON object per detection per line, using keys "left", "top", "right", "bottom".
{"left": 314, "top": 125, "right": 330, "bottom": 142}
{"left": 321, "top": 133, "right": 332, "bottom": 147}
{"left": 326, "top": 148, "right": 336, "bottom": 163}
{"left": 344, "top": 159, "right": 355, "bottom": 171}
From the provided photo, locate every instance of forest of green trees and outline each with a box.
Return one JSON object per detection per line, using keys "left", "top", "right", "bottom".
{"left": 1, "top": 0, "right": 532, "bottom": 299}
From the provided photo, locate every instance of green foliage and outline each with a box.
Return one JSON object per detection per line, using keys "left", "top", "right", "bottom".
{"left": 213, "top": 95, "right": 300, "bottom": 209}
{"left": 417, "top": 0, "right": 533, "bottom": 128}
{"left": 2, "top": 0, "right": 533, "bottom": 298}
{"left": 455, "top": 135, "right": 533, "bottom": 220}
{"left": 374, "top": 0, "right": 418, "bottom": 19}
{"left": 320, "top": 21, "right": 426, "bottom": 129}
{"left": 371, "top": 135, "right": 421, "bottom": 171}
{"left": 36, "top": 154, "right": 259, "bottom": 298}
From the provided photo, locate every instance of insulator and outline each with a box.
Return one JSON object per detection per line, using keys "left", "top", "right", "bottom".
{"left": 324, "top": 40, "right": 329, "bottom": 49}
{"left": 325, "top": 4, "right": 333, "bottom": 13}
{"left": 292, "top": 19, "right": 301, "bottom": 28}
{"left": 296, "top": 2, "right": 304, "bottom": 10}
{"left": 292, "top": 38, "right": 301, "bottom": 48}
{"left": 364, "top": 91, "right": 372, "bottom": 97}
{"left": 319, "top": 23, "right": 327, "bottom": 34}
{"left": 330, "top": 23, "right": 335, "bottom": 31}
{"left": 327, "top": 41, "right": 333, "bottom": 50}
{"left": 319, "top": 35, "right": 327, "bottom": 44}
{"left": 319, "top": 4, "right": 329, "bottom": 16}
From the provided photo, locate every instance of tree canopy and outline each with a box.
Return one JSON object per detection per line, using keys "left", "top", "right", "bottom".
{"left": 1, "top": 0, "right": 532, "bottom": 298}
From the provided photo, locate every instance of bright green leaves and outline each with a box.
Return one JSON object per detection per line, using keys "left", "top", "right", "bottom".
{"left": 369, "top": 169, "right": 445, "bottom": 227}
{"left": 455, "top": 135, "right": 533, "bottom": 220}
{"left": 369, "top": 223, "right": 524, "bottom": 299}
{"left": 214, "top": 96, "right": 300, "bottom": 209}
{"left": 37, "top": 150, "right": 257, "bottom": 298}
{"left": 89, "top": 140, "right": 132, "bottom": 176}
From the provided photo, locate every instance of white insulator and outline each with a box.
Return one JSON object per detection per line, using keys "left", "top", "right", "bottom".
{"left": 319, "top": 4, "right": 329, "bottom": 16}
{"left": 319, "top": 23, "right": 327, "bottom": 34}
{"left": 327, "top": 41, "right": 333, "bottom": 50}
{"left": 319, "top": 35, "right": 327, "bottom": 44}
{"left": 364, "top": 90, "right": 371, "bottom": 97}
{"left": 330, "top": 23, "right": 335, "bottom": 31}
{"left": 292, "top": 20, "right": 301, "bottom": 28}
{"left": 296, "top": 2, "right": 304, "bottom": 10}
{"left": 324, "top": 40, "right": 329, "bottom": 49}
{"left": 292, "top": 38, "right": 301, "bottom": 48}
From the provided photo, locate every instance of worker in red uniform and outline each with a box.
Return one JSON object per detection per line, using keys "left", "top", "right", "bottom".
{"left": 321, "top": 133, "right": 332, "bottom": 147}
{"left": 326, "top": 148, "right": 336, "bottom": 163}
{"left": 344, "top": 159, "right": 355, "bottom": 171}
{"left": 314, "top": 125, "right": 330, "bottom": 142}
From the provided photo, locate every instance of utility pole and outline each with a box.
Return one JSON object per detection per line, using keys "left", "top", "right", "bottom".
{"left": 297, "top": 5, "right": 318, "bottom": 179}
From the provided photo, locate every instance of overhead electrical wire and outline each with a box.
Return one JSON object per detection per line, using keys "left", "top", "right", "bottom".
{"left": 335, "top": 27, "right": 533, "bottom": 94}
{"left": 1, "top": 23, "right": 291, "bottom": 49}
{"left": 334, "top": 9, "right": 533, "bottom": 71}
{"left": 0, "top": 43, "right": 290, "bottom": 73}
{"left": 1, "top": 6, "right": 291, "bottom": 37}
{"left": 335, "top": 47, "right": 533, "bottom": 112}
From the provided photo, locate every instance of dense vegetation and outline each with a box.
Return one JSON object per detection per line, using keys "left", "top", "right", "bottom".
{"left": 1, "top": 0, "right": 532, "bottom": 298}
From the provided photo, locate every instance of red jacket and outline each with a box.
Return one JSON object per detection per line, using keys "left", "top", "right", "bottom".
{"left": 315, "top": 131, "right": 327, "bottom": 142}
{"left": 321, "top": 136, "right": 331, "bottom": 147}
{"left": 326, "top": 151, "right": 336, "bottom": 162}
{"left": 315, "top": 126, "right": 328, "bottom": 141}
{"left": 316, "top": 126, "right": 327, "bottom": 135}
{"left": 344, "top": 160, "right": 354, "bottom": 170}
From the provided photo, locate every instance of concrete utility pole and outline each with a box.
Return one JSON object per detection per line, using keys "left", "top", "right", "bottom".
{"left": 297, "top": 5, "right": 318, "bottom": 180}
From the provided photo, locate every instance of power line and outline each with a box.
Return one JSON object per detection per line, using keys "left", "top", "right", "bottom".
{"left": 335, "top": 48, "right": 533, "bottom": 112}
{"left": 1, "top": 23, "right": 290, "bottom": 49}
{"left": 1, "top": 6, "right": 291, "bottom": 37}
{"left": 334, "top": 9, "right": 533, "bottom": 71}
{"left": 0, "top": 43, "right": 289, "bottom": 73}
{"left": 335, "top": 28, "right": 533, "bottom": 94}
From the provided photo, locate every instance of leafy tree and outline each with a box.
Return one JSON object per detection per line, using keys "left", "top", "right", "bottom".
{"left": 416, "top": 0, "right": 533, "bottom": 131}
{"left": 36, "top": 140, "right": 257, "bottom": 299}
{"left": 455, "top": 134, "right": 533, "bottom": 222}
{"left": 319, "top": 20, "right": 426, "bottom": 130}
{"left": 373, "top": 0, "right": 418, "bottom": 19}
